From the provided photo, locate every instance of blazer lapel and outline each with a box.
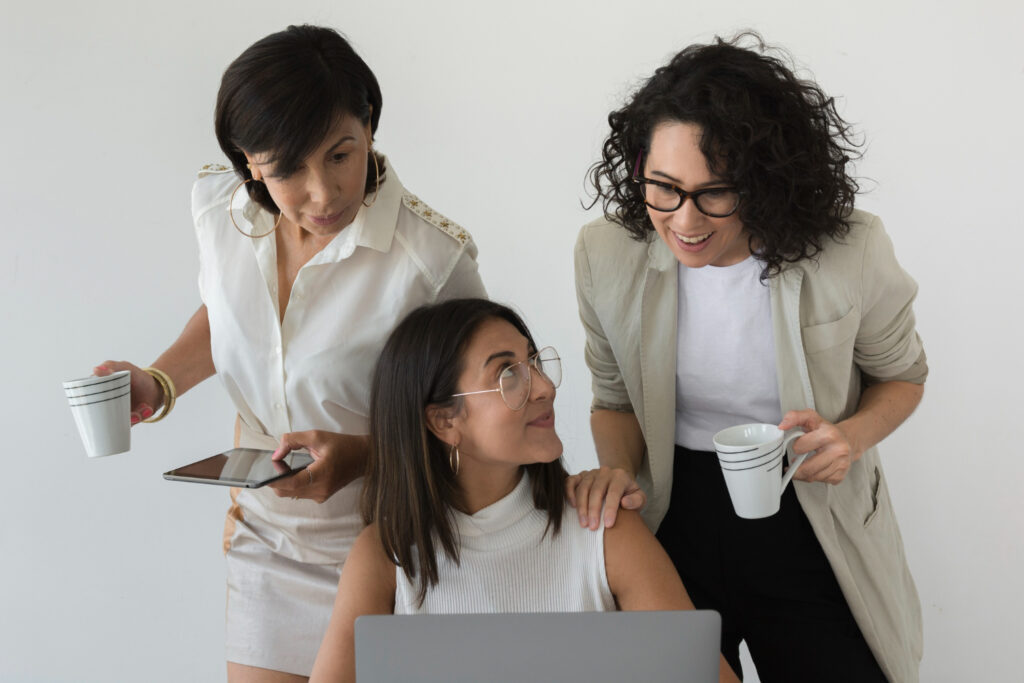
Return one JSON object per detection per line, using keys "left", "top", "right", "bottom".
{"left": 769, "top": 267, "right": 830, "bottom": 521}
{"left": 640, "top": 237, "right": 679, "bottom": 522}
{"left": 769, "top": 267, "right": 814, "bottom": 413}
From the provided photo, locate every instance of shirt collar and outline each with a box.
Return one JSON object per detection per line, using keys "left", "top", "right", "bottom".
{"left": 315, "top": 157, "right": 403, "bottom": 263}
{"left": 453, "top": 472, "right": 533, "bottom": 538}
{"left": 355, "top": 157, "right": 402, "bottom": 254}
{"left": 229, "top": 156, "right": 404, "bottom": 266}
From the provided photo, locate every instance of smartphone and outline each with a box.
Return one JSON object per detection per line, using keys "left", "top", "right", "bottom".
{"left": 163, "top": 448, "right": 314, "bottom": 488}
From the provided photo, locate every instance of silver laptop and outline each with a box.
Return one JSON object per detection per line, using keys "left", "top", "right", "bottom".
{"left": 355, "top": 610, "right": 721, "bottom": 683}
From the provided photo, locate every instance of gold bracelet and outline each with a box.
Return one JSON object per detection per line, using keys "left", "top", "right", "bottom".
{"left": 142, "top": 366, "right": 177, "bottom": 423}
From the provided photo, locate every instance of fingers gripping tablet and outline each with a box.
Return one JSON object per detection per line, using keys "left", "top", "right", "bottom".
{"left": 163, "top": 448, "right": 314, "bottom": 488}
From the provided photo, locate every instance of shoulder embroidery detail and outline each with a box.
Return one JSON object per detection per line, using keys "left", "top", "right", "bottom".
{"left": 402, "top": 193, "right": 469, "bottom": 245}
{"left": 197, "top": 163, "right": 232, "bottom": 179}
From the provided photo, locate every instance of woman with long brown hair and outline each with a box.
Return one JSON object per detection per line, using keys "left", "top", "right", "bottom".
{"left": 310, "top": 298, "right": 738, "bottom": 683}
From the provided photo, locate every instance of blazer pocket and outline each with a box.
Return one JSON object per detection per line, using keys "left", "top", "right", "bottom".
{"left": 864, "top": 466, "right": 884, "bottom": 528}
{"left": 801, "top": 307, "right": 860, "bottom": 355}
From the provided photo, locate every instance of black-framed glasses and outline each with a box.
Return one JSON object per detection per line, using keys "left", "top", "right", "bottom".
{"left": 631, "top": 153, "right": 742, "bottom": 217}
{"left": 450, "top": 346, "right": 562, "bottom": 411}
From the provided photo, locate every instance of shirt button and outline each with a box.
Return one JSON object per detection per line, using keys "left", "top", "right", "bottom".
{"left": 274, "top": 345, "right": 282, "bottom": 355}
{"left": 274, "top": 403, "right": 284, "bottom": 411}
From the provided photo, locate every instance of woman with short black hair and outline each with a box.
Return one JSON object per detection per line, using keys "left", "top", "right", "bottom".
{"left": 95, "top": 25, "right": 485, "bottom": 682}
{"left": 570, "top": 33, "right": 926, "bottom": 682}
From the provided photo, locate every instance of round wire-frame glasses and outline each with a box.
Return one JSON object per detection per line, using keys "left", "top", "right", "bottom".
{"left": 450, "top": 346, "right": 561, "bottom": 411}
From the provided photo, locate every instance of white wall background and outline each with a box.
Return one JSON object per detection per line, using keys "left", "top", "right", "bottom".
{"left": 2, "top": 1, "right": 1021, "bottom": 681}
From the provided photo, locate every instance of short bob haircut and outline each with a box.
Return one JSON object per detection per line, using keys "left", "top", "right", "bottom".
{"left": 588, "top": 32, "right": 861, "bottom": 280}
{"left": 214, "top": 24, "right": 386, "bottom": 214}
{"left": 364, "top": 298, "right": 568, "bottom": 606}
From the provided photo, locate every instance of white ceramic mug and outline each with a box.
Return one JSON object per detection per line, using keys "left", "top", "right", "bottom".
{"left": 64, "top": 371, "right": 131, "bottom": 458}
{"left": 713, "top": 423, "right": 808, "bottom": 519}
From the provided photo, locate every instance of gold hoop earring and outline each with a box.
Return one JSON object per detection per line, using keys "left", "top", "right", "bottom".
{"left": 361, "top": 150, "right": 381, "bottom": 208}
{"left": 448, "top": 444, "right": 460, "bottom": 475}
{"left": 229, "top": 178, "right": 283, "bottom": 238}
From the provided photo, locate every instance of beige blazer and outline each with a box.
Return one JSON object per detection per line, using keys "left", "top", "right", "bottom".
{"left": 575, "top": 209, "right": 925, "bottom": 683}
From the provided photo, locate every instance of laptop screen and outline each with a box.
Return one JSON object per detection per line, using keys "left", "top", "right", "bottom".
{"left": 355, "top": 610, "right": 721, "bottom": 683}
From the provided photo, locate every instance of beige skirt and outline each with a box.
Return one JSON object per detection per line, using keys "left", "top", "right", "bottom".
{"left": 224, "top": 513, "right": 343, "bottom": 675}
{"left": 222, "top": 417, "right": 361, "bottom": 675}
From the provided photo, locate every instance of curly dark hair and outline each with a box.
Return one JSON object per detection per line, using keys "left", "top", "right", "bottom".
{"left": 588, "top": 32, "right": 861, "bottom": 279}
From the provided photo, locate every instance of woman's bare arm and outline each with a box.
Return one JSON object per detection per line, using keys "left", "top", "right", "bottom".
{"left": 95, "top": 305, "right": 216, "bottom": 422}
{"left": 605, "top": 510, "right": 740, "bottom": 683}
{"left": 310, "top": 524, "right": 396, "bottom": 683}
{"left": 148, "top": 304, "right": 216, "bottom": 395}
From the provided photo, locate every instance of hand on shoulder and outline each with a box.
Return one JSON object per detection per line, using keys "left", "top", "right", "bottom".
{"left": 566, "top": 466, "right": 647, "bottom": 530}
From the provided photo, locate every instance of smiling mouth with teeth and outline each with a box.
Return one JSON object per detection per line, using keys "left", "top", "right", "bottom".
{"left": 676, "top": 232, "right": 713, "bottom": 244}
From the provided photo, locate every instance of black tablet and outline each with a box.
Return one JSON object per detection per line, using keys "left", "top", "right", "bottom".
{"left": 163, "top": 448, "right": 314, "bottom": 488}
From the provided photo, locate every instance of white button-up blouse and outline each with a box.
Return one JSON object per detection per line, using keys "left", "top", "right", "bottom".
{"left": 192, "top": 161, "right": 486, "bottom": 564}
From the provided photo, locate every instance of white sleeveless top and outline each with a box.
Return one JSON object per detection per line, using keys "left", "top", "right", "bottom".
{"left": 395, "top": 473, "right": 616, "bottom": 614}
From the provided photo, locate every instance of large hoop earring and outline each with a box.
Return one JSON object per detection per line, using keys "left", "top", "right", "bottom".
{"left": 229, "top": 178, "right": 283, "bottom": 238}
{"left": 362, "top": 150, "right": 381, "bottom": 208}
{"left": 448, "top": 444, "right": 460, "bottom": 475}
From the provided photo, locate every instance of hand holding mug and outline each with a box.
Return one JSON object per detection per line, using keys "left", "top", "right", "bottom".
{"left": 713, "top": 423, "right": 811, "bottom": 519}
{"left": 777, "top": 409, "right": 858, "bottom": 485}
{"left": 94, "top": 360, "right": 162, "bottom": 425}
{"left": 64, "top": 370, "right": 132, "bottom": 457}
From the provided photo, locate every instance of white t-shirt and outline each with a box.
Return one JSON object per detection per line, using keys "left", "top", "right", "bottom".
{"left": 192, "top": 160, "right": 487, "bottom": 564}
{"left": 675, "top": 256, "right": 781, "bottom": 451}
{"left": 395, "top": 473, "right": 616, "bottom": 614}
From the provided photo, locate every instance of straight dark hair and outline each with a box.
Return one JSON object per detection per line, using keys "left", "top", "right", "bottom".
{"left": 214, "top": 24, "right": 386, "bottom": 214}
{"left": 364, "top": 299, "right": 568, "bottom": 606}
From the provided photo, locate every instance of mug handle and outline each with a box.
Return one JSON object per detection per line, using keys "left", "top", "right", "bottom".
{"left": 779, "top": 429, "right": 809, "bottom": 493}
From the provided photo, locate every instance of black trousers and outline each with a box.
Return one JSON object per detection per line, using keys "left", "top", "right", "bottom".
{"left": 655, "top": 445, "right": 887, "bottom": 683}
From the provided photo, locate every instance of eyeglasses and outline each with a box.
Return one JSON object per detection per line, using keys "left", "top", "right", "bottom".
{"left": 631, "top": 153, "right": 742, "bottom": 217}
{"left": 450, "top": 346, "right": 562, "bottom": 411}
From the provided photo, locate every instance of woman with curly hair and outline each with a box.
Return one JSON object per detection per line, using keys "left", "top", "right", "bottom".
{"left": 568, "top": 33, "right": 926, "bottom": 682}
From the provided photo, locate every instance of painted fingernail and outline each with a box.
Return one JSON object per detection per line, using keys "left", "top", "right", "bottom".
{"left": 140, "top": 407, "right": 153, "bottom": 418}
{"left": 131, "top": 415, "right": 140, "bottom": 425}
